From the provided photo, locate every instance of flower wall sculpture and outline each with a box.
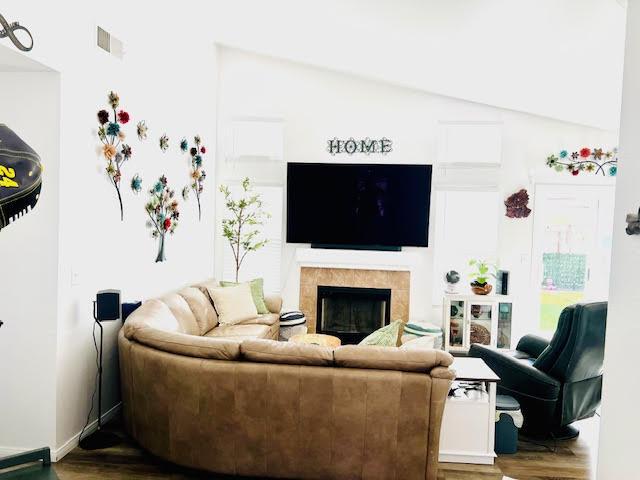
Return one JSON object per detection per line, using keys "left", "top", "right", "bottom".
{"left": 546, "top": 147, "right": 618, "bottom": 176}
{"left": 145, "top": 175, "right": 179, "bottom": 262}
{"left": 97, "top": 91, "right": 133, "bottom": 220}
{"left": 130, "top": 174, "right": 142, "bottom": 194}
{"left": 505, "top": 189, "right": 531, "bottom": 218}
{"left": 159, "top": 133, "right": 169, "bottom": 152}
{"left": 180, "top": 135, "right": 207, "bottom": 221}
{"left": 137, "top": 120, "right": 148, "bottom": 140}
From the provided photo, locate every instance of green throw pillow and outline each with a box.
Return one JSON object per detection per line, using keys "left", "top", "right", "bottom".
{"left": 219, "top": 278, "right": 270, "bottom": 314}
{"left": 359, "top": 320, "right": 405, "bottom": 347}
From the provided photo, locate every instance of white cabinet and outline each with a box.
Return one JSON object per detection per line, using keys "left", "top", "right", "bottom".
{"left": 443, "top": 294, "right": 513, "bottom": 353}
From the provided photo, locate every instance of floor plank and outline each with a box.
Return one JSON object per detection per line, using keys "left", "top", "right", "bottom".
{"left": 55, "top": 416, "right": 598, "bottom": 480}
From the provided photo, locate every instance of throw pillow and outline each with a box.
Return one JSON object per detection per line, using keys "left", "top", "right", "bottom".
{"left": 359, "top": 320, "right": 405, "bottom": 347}
{"left": 207, "top": 283, "right": 258, "bottom": 325}
{"left": 220, "top": 278, "right": 270, "bottom": 314}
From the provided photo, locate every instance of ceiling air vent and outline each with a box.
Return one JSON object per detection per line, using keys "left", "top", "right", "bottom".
{"left": 97, "top": 26, "right": 123, "bottom": 59}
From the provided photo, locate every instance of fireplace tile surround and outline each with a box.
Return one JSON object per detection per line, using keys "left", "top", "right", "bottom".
{"left": 299, "top": 267, "right": 410, "bottom": 334}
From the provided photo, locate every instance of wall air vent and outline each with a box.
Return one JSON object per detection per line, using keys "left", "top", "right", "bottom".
{"left": 96, "top": 26, "right": 123, "bottom": 59}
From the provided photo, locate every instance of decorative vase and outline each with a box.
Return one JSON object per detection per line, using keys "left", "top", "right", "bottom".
{"left": 155, "top": 235, "right": 166, "bottom": 263}
{"left": 471, "top": 283, "right": 492, "bottom": 295}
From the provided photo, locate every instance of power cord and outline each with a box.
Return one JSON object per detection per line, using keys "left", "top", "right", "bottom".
{"left": 78, "top": 321, "right": 100, "bottom": 443}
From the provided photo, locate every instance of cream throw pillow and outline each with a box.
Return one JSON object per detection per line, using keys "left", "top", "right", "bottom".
{"left": 207, "top": 283, "right": 258, "bottom": 325}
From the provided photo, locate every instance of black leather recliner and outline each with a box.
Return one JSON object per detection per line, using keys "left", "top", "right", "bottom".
{"left": 469, "top": 302, "right": 607, "bottom": 439}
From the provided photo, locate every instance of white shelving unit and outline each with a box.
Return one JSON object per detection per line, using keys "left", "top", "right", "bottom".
{"left": 443, "top": 293, "right": 513, "bottom": 353}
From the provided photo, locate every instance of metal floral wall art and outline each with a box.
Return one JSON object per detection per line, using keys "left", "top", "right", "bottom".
{"left": 130, "top": 174, "right": 142, "bottom": 194}
{"left": 546, "top": 147, "right": 618, "bottom": 177}
{"left": 159, "top": 133, "right": 169, "bottom": 152}
{"left": 180, "top": 135, "right": 207, "bottom": 221}
{"left": 505, "top": 189, "right": 531, "bottom": 218}
{"left": 97, "top": 91, "right": 133, "bottom": 221}
{"left": 145, "top": 175, "right": 179, "bottom": 263}
{"left": 136, "top": 121, "right": 148, "bottom": 140}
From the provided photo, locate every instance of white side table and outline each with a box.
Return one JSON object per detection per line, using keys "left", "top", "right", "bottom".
{"left": 438, "top": 357, "right": 500, "bottom": 465}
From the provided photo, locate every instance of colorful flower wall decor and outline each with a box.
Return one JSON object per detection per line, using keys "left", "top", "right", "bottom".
{"left": 546, "top": 147, "right": 618, "bottom": 177}
{"left": 97, "top": 91, "right": 133, "bottom": 221}
{"left": 136, "top": 120, "right": 148, "bottom": 141}
{"left": 505, "top": 189, "right": 531, "bottom": 218}
{"left": 180, "top": 135, "right": 207, "bottom": 221}
{"left": 159, "top": 133, "right": 169, "bottom": 152}
{"left": 130, "top": 174, "right": 142, "bottom": 194}
{"left": 145, "top": 175, "right": 179, "bottom": 262}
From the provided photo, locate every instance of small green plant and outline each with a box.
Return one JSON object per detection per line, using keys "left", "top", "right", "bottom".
{"left": 468, "top": 259, "right": 497, "bottom": 286}
{"left": 219, "top": 177, "right": 271, "bottom": 282}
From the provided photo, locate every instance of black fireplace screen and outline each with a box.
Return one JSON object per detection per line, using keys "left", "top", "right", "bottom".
{"left": 317, "top": 286, "right": 391, "bottom": 344}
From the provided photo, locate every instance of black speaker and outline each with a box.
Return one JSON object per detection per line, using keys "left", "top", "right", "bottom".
{"left": 496, "top": 271, "right": 509, "bottom": 295}
{"left": 95, "top": 289, "right": 121, "bottom": 321}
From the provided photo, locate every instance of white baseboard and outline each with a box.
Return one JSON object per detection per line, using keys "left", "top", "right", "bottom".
{"left": 0, "top": 445, "right": 31, "bottom": 458}
{"left": 53, "top": 402, "right": 122, "bottom": 462}
{"left": 0, "top": 402, "right": 123, "bottom": 462}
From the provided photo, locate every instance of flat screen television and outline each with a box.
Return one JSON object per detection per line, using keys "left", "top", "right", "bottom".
{"left": 287, "top": 162, "right": 432, "bottom": 247}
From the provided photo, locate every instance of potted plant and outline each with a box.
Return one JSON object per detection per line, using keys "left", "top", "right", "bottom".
{"left": 219, "top": 177, "right": 270, "bottom": 282}
{"left": 468, "top": 259, "right": 496, "bottom": 295}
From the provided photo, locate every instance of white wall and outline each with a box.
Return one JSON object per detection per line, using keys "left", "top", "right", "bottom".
{"left": 0, "top": 70, "right": 61, "bottom": 454}
{"left": 216, "top": 48, "right": 617, "bottom": 335}
{"left": 206, "top": 0, "right": 626, "bottom": 130}
{"left": 597, "top": 1, "right": 640, "bottom": 478}
{"left": 0, "top": 1, "right": 219, "bottom": 458}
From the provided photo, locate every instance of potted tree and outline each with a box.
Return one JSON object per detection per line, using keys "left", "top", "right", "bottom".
{"left": 219, "top": 177, "right": 270, "bottom": 282}
{"left": 468, "top": 259, "right": 496, "bottom": 295}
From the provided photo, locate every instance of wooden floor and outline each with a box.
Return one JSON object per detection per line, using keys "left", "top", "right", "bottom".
{"left": 54, "top": 416, "right": 598, "bottom": 480}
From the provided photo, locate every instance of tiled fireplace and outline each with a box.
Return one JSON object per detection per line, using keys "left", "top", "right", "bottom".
{"left": 299, "top": 267, "right": 410, "bottom": 342}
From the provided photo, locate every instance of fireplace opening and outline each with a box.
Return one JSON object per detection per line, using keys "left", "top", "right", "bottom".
{"left": 316, "top": 286, "right": 391, "bottom": 344}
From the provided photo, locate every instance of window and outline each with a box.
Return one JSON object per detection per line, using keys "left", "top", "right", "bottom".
{"left": 432, "top": 189, "right": 500, "bottom": 304}
{"left": 221, "top": 185, "right": 284, "bottom": 294}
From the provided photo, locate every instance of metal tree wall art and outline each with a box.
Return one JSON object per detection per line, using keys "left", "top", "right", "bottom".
{"left": 97, "top": 91, "right": 133, "bottom": 221}
{"left": 546, "top": 147, "right": 618, "bottom": 176}
{"left": 180, "top": 135, "right": 207, "bottom": 221}
{"left": 220, "top": 177, "right": 270, "bottom": 282}
{"left": 145, "top": 175, "right": 179, "bottom": 263}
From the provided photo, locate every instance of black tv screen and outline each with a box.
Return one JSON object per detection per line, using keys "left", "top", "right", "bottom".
{"left": 287, "top": 163, "right": 432, "bottom": 247}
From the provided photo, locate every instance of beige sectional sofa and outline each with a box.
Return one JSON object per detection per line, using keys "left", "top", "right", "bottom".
{"left": 119, "top": 278, "right": 455, "bottom": 480}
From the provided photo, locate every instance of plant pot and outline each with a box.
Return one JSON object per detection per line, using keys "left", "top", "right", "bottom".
{"left": 471, "top": 282, "right": 492, "bottom": 295}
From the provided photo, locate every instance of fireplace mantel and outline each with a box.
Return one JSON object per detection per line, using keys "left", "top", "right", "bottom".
{"left": 295, "top": 247, "right": 419, "bottom": 271}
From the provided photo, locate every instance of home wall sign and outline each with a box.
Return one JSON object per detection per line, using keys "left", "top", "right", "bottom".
{"left": 327, "top": 137, "right": 393, "bottom": 156}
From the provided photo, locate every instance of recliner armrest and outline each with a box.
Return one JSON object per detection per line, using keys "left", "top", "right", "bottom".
{"left": 516, "top": 334, "right": 550, "bottom": 359}
{"left": 469, "top": 344, "right": 560, "bottom": 400}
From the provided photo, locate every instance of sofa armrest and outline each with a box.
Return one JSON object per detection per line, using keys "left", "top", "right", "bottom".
{"left": 469, "top": 344, "right": 560, "bottom": 400}
{"left": 264, "top": 294, "right": 282, "bottom": 314}
{"left": 516, "top": 334, "right": 550, "bottom": 359}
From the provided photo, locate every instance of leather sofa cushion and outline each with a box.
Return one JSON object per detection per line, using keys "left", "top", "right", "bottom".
{"left": 158, "top": 293, "right": 200, "bottom": 336}
{"left": 206, "top": 323, "right": 273, "bottom": 339}
{"left": 241, "top": 339, "right": 334, "bottom": 366}
{"left": 131, "top": 326, "right": 241, "bottom": 360}
{"left": 191, "top": 278, "right": 220, "bottom": 302}
{"left": 238, "top": 313, "right": 279, "bottom": 326}
{"left": 124, "top": 299, "right": 190, "bottom": 339}
{"left": 334, "top": 345, "right": 454, "bottom": 373}
{"left": 178, "top": 286, "right": 219, "bottom": 334}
